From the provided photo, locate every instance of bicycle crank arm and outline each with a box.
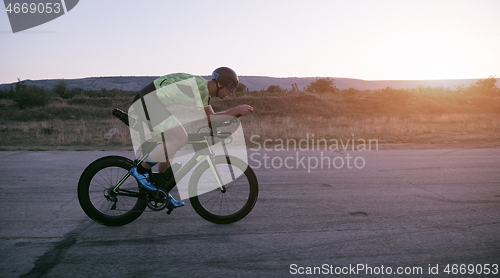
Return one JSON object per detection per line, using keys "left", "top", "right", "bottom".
{"left": 117, "top": 189, "right": 146, "bottom": 198}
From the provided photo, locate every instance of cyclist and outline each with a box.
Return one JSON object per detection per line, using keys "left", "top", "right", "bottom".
{"left": 128, "top": 67, "right": 253, "bottom": 208}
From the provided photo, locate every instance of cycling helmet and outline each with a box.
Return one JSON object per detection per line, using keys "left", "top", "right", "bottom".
{"left": 212, "top": 67, "right": 238, "bottom": 93}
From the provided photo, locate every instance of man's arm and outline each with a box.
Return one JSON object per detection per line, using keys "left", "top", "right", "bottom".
{"left": 204, "top": 104, "right": 253, "bottom": 122}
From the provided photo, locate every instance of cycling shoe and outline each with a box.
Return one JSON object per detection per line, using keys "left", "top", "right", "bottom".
{"left": 168, "top": 193, "right": 184, "bottom": 208}
{"left": 129, "top": 167, "right": 157, "bottom": 192}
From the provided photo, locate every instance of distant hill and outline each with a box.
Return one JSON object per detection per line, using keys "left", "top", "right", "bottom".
{"left": 1, "top": 76, "right": 498, "bottom": 92}
{"left": 238, "top": 76, "right": 500, "bottom": 91}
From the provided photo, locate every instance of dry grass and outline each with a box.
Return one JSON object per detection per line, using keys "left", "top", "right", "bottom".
{"left": 240, "top": 113, "right": 500, "bottom": 149}
{"left": 0, "top": 119, "right": 131, "bottom": 149}
{"left": 0, "top": 96, "right": 133, "bottom": 150}
{"left": 213, "top": 89, "right": 500, "bottom": 149}
{"left": 1, "top": 87, "right": 499, "bottom": 150}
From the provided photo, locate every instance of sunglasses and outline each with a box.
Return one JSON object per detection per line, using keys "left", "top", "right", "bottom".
{"left": 225, "top": 82, "right": 237, "bottom": 93}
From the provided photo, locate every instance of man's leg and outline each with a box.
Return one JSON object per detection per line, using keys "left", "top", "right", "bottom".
{"left": 140, "top": 124, "right": 188, "bottom": 172}
{"left": 129, "top": 124, "right": 187, "bottom": 207}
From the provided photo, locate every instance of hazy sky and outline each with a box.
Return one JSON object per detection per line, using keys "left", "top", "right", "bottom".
{"left": 1, "top": 0, "right": 499, "bottom": 84}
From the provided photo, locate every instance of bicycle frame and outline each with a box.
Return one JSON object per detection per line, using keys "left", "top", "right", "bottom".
{"left": 111, "top": 134, "right": 228, "bottom": 197}
{"left": 79, "top": 109, "right": 257, "bottom": 226}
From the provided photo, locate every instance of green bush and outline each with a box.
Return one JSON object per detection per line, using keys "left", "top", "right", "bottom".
{"left": 267, "top": 85, "right": 283, "bottom": 93}
{"left": 0, "top": 85, "right": 14, "bottom": 99}
{"left": 466, "top": 76, "right": 499, "bottom": 96}
{"left": 12, "top": 81, "right": 53, "bottom": 109}
{"left": 305, "top": 78, "right": 338, "bottom": 94}
{"left": 53, "top": 80, "right": 80, "bottom": 99}
{"left": 236, "top": 82, "right": 247, "bottom": 93}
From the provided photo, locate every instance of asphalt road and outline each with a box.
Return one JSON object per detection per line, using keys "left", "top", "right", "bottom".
{"left": 0, "top": 148, "right": 499, "bottom": 277}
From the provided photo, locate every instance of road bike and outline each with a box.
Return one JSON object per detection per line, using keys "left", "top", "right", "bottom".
{"left": 78, "top": 108, "right": 258, "bottom": 226}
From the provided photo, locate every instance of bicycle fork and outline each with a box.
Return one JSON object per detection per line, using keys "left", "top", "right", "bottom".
{"left": 208, "top": 138, "right": 239, "bottom": 192}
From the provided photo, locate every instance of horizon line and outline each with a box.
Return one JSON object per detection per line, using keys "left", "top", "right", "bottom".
{"left": 1, "top": 75, "right": 498, "bottom": 85}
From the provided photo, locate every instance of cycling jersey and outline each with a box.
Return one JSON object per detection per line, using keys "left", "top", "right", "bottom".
{"left": 130, "top": 73, "right": 210, "bottom": 138}
{"left": 153, "top": 73, "right": 211, "bottom": 108}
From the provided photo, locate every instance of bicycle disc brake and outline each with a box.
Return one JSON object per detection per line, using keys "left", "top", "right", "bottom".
{"left": 147, "top": 188, "right": 168, "bottom": 211}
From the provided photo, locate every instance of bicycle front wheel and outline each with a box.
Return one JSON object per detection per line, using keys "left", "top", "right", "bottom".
{"left": 78, "top": 156, "right": 147, "bottom": 226}
{"left": 189, "top": 156, "right": 258, "bottom": 224}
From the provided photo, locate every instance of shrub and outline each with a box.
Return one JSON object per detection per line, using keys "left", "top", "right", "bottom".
{"left": 53, "top": 80, "right": 79, "bottom": 99}
{"left": 0, "top": 85, "right": 14, "bottom": 99}
{"left": 236, "top": 82, "right": 247, "bottom": 93}
{"left": 305, "top": 78, "right": 338, "bottom": 94}
{"left": 12, "top": 81, "right": 53, "bottom": 109}
{"left": 267, "top": 85, "right": 283, "bottom": 93}
{"left": 467, "top": 76, "right": 499, "bottom": 95}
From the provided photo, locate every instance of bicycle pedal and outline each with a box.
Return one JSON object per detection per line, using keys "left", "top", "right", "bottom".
{"left": 166, "top": 202, "right": 179, "bottom": 215}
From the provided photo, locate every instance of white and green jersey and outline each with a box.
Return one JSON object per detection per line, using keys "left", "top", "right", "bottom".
{"left": 129, "top": 73, "right": 210, "bottom": 138}
{"left": 153, "top": 73, "right": 211, "bottom": 108}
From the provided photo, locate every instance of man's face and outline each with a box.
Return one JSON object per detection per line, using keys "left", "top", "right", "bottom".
{"left": 217, "top": 86, "right": 233, "bottom": 99}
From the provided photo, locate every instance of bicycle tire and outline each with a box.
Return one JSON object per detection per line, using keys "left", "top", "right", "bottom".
{"left": 189, "top": 155, "right": 258, "bottom": 224}
{"left": 78, "top": 156, "right": 147, "bottom": 226}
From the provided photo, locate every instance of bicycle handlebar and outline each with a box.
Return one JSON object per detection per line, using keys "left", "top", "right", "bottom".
{"left": 112, "top": 108, "right": 135, "bottom": 127}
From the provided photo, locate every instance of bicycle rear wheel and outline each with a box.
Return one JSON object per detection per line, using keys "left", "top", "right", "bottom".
{"left": 78, "top": 156, "right": 147, "bottom": 226}
{"left": 189, "top": 156, "right": 258, "bottom": 224}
